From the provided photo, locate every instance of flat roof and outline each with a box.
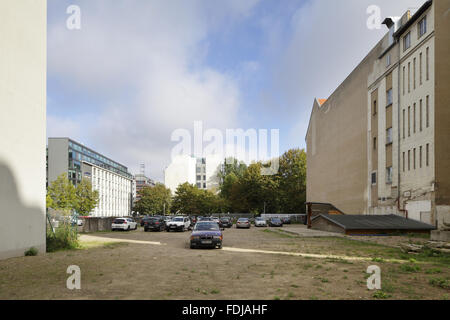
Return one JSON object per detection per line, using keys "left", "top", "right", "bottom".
{"left": 313, "top": 214, "right": 435, "bottom": 231}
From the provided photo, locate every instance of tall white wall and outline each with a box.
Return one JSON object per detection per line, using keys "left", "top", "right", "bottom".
{"left": 0, "top": 0, "right": 47, "bottom": 259}
{"left": 164, "top": 155, "right": 196, "bottom": 193}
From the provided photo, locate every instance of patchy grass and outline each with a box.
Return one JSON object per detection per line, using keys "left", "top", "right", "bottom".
{"left": 429, "top": 277, "right": 450, "bottom": 290}
{"left": 372, "top": 290, "right": 392, "bottom": 299}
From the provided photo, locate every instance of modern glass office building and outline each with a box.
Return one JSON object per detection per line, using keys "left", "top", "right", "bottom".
{"left": 47, "top": 138, "right": 134, "bottom": 217}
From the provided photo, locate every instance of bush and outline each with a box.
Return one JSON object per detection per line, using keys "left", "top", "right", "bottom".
{"left": 24, "top": 247, "right": 38, "bottom": 256}
{"left": 46, "top": 222, "right": 79, "bottom": 252}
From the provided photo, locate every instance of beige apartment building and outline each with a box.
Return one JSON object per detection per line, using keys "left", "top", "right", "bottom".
{"left": 306, "top": 0, "right": 449, "bottom": 230}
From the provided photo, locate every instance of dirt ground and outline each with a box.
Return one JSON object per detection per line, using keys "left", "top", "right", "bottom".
{"left": 0, "top": 225, "right": 448, "bottom": 300}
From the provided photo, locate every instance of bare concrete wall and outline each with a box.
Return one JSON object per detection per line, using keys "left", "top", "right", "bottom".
{"left": 0, "top": 0, "right": 47, "bottom": 259}
{"left": 306, "top": 43, "right": 382, "bottom": 215}
{"left": 434, "top": 0, "right": 450, "bottom": 206}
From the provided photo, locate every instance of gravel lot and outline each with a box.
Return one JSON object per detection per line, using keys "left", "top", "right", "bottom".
{"left": 0, "top": 226, "right": 448, "bottom": 300}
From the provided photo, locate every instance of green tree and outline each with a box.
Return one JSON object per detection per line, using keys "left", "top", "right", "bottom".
{"left": 133, "top": 183, "right": 172, "bottom": 215}
{"left": 47, "top": 174, "right": 76, "bottom": 214}
{"left": 276, "top": 149, "right": 307, "bottom": 213}
{"left": 73, "top": 179, "right": 99, "bottom": 216}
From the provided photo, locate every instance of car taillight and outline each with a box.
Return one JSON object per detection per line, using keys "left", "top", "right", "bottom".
{"left": 155, "top": 222, "right": 159, "bottom": 224}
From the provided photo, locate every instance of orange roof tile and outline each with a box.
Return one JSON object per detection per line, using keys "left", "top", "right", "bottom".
{"left": 318, "top": 99, "right": 327, "bottom": 106}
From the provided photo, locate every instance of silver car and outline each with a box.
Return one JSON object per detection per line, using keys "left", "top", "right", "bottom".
{"left": 254, "top": 217, "right": 267, "bottom": 227}
{"left": 236, "top": 218, "right": 251, "bottom": 229}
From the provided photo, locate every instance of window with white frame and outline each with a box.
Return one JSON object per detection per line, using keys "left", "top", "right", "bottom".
{"left": 386, "top": 127, "right": 393, "bottom": 144}
{"left": 386, "top": 167, "right": 393, "bottom": 184}
{"left": 403, "top": 32, "right": 411, "bottom": 51}
{"left": 418, "top": 16, "right": 427, "bottom": 38}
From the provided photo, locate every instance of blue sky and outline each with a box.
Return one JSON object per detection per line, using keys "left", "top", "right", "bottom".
{"left": 47, "top": 0, "right": 426, "bottom": 181}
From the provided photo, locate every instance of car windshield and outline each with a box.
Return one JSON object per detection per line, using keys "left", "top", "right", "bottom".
{"left": 272, "top": 218, "right": 281, "bottom": 222}
{"left": 113, "top": 219, "right": 124, "bottom": 223}
{"left": 238, "top": 218, "right": 248, "bottom": 222}
{"left": 194, "top": 222, "right": 219, "bottom": 231}
{"left": 220, "top": 217, "right": 229, "bottom": 221}
{"left": 173, "top": 217, "right": 183, "bottom": 221}
{"left": 256, "top": 218, "right": 264, "bottom": 221}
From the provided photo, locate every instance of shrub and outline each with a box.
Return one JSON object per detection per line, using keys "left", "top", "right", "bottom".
{"left": 372, "top": 291, "right": 392, "bottom": 299}
{"left": 399, "top": 264, "right": 421, "bottom": 273}
{"left": 429, "top": 277, "right": 450, "bottom": 290}
{"left": 46, "top": 222, "right": 79, "bottom": 252}
{"left": 24, "top": 247, "right": 38, "bottom": 256}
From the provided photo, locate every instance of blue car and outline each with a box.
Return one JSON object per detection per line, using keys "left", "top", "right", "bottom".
{"left": 190, "top": 221, "right": 223, "bottom": 249}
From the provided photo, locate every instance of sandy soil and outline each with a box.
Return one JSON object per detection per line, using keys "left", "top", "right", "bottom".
{"left": 0, "top": 226, "right": 448, "bottom": 300}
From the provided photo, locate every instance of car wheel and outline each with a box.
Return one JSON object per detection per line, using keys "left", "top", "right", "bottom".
{"left": 190, "top": 243, "right": 195, "bottom": 249}
{"left": 181, "top": 226, "right": 185, "bottom": 232}
{"left": 218, "top": 243, "right": 222, "bottom": 249}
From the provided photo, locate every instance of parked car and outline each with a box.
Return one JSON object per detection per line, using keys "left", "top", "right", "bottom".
{"left": 211, "top": 216, "right": 220, "bottom": 224}
{"left": 163, "top": 216, "right": 172, "bottom": 225}
{"left": 112, "top": 218, "right": 137, "bottom": 231}
{"left": 190, "top": 216, "right": 197, "bottom": 227}
{"left": 268, "top": 217, "right": 283, "bottom": 227}
{"left": 254, "top": 217, "right": 267, "bottom": 227}
{"left": 166, "top": 216, "right": 191, "bottom": 232}
{"left": 190, "top": 221, "right": 223, "bottom": 249}
{"left": 236, "top": 218, "right": 251, "bottom": 229}
{"left": 281, "top": 217, "right": 291, "bottom": 225}
{"left": 219, "top": 217, "right": 233, "bottom": 228}
{"left": 140, "top": 215, "right": 150, "bottom": 226}
{"left": 144, "top": 216, "right": 166, "bottom": 232}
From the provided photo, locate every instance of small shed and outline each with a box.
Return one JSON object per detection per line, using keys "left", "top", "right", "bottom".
{"left": 311, "top": 214, "right": 436, "bottom": 235}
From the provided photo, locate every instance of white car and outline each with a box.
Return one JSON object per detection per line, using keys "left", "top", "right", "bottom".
{"left": 254, "top": 217, "right": 267, "bottom": 227}
{"left": 166, "top": 216, "right": 191, "bottom": 232}
{"left": 112, "top": 218, "right": 137, "bottom": 231}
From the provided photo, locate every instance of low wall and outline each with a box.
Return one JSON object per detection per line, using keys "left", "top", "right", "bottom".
{"left": 81, "top": 217, "right": 117, "bottom": 233}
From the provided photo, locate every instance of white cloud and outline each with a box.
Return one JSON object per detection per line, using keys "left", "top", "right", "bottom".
{"left": 264, "top": 0, "right": 427, "bottom": 149}
{"left": 48, "top": 0, "right": 260, "bottom": 181}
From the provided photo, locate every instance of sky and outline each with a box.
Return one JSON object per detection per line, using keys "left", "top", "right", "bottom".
{"left": 47, "top": 0, "right": 427, "bottom": 182}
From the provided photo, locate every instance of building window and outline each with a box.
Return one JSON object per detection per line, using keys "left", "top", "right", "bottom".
{"left": 426, "top": 95, "right": 430, "bottom": 127}
{"left": 418, "top": 16, "right": 427, "bottom": 38}
{"left": 420, "top": 146, "right": 423, "bottom": 168}
{"left": 426, "top": 47, "right": 429, "bottom": 81}
{"left": 413, "top": 148, "right": 416, "bottom": 170}
{"left": 386, "top": 89, "right": 393, "bottom": 106}
{"left": 413, "top": 58, "right": 416, "bottom": 90}
{"left": 386, "top": 128, "right": 393, "bottom": 144}
{"left": 371, "top": 172, "right": 377, "bottom": 185}
{"left": 419, "top": 99, "right": 423, "bottom": 131}
{"left": 402, "top": 109, "right": 406, "bottom": 139}
{"left": 403, "top": 152, "right": 405, "bottom": 172}
{"left": 408, "top": 62, "right": 411, "bottom": 93}
{"left": 386, "top": 167, "right": 393, "bottom": 184}
{"left": 196, "top": 175, "right": 201, "bottom": 181}
{"left": 203, "top": 183, "right": 206, "bottom": 188}
{"left": 419, "top": 52, "right": 423, "bottom": 85}
{"left": 402, "top": 67, "right": 406, "bottom": 95}
{"left": 196, "top": 183, "right": 201, "bottom": 188}
{"left": 413, "top": 103, "right": 416, "bottom": 133}
{"left": 386, "top": 54, "right": 391, "bottom": 67}
{"left": 373, "top": 100, "right": 377, "bottom": 115}
{"left": 426, "top": 144, "right": 429, "bottom": 166}
{"left": 373, "top": 137, "right": 377, "bottom": 150}
{"left": 408, "top": 106, "right": 411, "bottom": 136}
{"left": 404, "top": 32, "right": 411, "bottom": 51}
{"left": 408, "top": 150, "right": 411, "bottom": 171}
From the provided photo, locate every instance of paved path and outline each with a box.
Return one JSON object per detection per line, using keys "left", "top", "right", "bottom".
{"left": 80, "top": 234, "right": 164, "bottom": 246}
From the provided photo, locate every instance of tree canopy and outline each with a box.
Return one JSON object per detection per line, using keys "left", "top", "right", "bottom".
{"left": 133, "top": 183, "right": 172, "bottom": 215}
